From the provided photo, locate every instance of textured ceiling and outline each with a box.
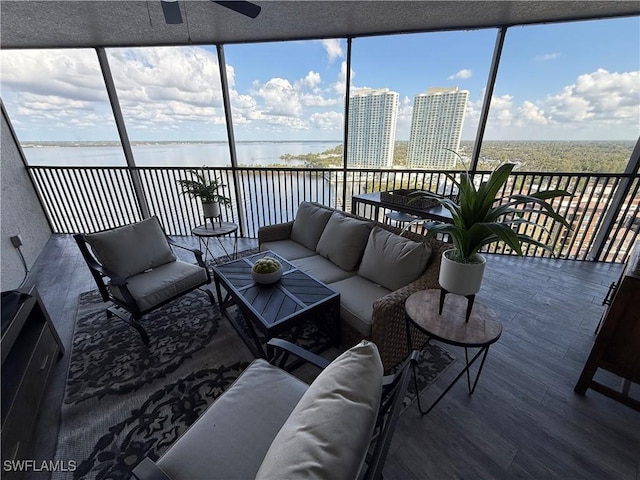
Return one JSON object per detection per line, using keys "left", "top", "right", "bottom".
{"left": 1, "top": 0, "right": 639, "bottom": 50}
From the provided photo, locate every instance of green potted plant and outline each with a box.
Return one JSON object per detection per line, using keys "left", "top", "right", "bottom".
{"left": 410, "top": 162, "right": 571, "bottom": 296}
{"left": 177, "top": 168, "right": 232, "bottom": 219}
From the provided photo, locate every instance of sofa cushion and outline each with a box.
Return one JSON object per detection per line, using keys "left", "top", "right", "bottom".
{"left": 328, "top": 275, "right": 392, "bottom": 337}
{"left": 256, "top": 341, "right": 383, "bottom": 480}
{"left": 358, "top": 226, "right": 432, "bottom": 291}
{"left": 85, "top": 217, "right": 176, "bottom": 279}
{"left": 316, "top": 212, "right": 373, "bottom": 271}
{"left": 290, "top": 202, "right": 333, "bottom": 251}
{"left": 259, "top": 239, "right": 316, "bottom": 261}
{"left": 157, "top": 359, "right": 308, "bottom": 480}
{"left": 292, "top": 254, "right": 356, "bottom": 284}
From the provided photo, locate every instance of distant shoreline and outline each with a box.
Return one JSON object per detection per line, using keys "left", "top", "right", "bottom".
{"left": 21, "top": 139, "right": 636, "bottom": 148}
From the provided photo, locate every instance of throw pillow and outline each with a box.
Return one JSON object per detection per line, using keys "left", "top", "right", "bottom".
{"left": 316, "top": 212, "right": 373, "bottom": 271}
{"left": 85, "top": 217, "right": 176, "bottom": 279}
{"left": 290, "top": 202, "right": 333, "bottom": 251}
{"left": 255, "top": 340, "right": 383, "bottom": 480}
{"left": 358, "top": 226, "right": 432, "bottom": 291}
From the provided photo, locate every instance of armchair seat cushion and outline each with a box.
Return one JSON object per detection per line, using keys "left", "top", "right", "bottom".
{"left": 259, "top": 239, "right": 316, "bottom": 260}
{"left": 157, "top": 359, "right": 308, "bottom": 480}
{"left": 108, "top": 261, "right": 208, "bottom": 312}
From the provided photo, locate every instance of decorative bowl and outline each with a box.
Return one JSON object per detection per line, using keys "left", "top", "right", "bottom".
{"left": 251, "top": 268, "right": 283, "bottom": 285}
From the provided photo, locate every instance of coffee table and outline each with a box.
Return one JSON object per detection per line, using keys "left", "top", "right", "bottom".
{"left": 212, "top": 251, "right": 340, "bottom": 363}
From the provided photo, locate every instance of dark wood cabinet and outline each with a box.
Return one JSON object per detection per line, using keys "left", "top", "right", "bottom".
{"left": 575, "top": 241, "right": 640, "bottom": 411}
{"left": 1, "top": 287, "right": 64, "bottom": 476}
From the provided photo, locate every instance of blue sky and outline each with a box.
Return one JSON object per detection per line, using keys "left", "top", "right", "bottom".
{"left": 1, "top": 15, "right": 638, "bottom": 143}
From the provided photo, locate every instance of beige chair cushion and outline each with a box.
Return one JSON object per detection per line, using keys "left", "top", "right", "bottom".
{"left": 328, "top": 275, "right": 392, "bottom": 337}
{"left": 358, "top": 226, "right": 432, "bottom": 291}
{"left": 108, "top": 260, "right": 207, "bottom": 312}
{"left": 157, "top": 359, "right": 308, "bottom": 480}
{"left": 259, "top": 239, "right": 316, "bottom": 260}
{"left": 316, "top": 212, "right": 373, "bottom": 271}
{"left": 290, "top": 202, "right": 333, "bottom": 251}
{"left": 256, "top": 341, "right": 383, "bottom": 480}
{"left": 292, "top": 254, "right": 356, "bottom": 284}
{"left": 85, "top": 217, "right": 176, "bottom": 279}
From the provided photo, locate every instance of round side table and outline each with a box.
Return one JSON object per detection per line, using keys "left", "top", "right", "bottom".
{"left": 405, "top": 289, "right": 502, "bottom": 415}
{"left": 192, "top": 220, "right": 238, "bottom": 264}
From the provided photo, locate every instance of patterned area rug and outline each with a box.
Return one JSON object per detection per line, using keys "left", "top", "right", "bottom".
{"left": 54, "top": 251, "right": 454, "bottom": 479}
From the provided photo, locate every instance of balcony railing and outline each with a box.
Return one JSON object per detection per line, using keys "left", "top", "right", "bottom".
{"left": 27, "top": 165, "right": 639, "bottom": 263}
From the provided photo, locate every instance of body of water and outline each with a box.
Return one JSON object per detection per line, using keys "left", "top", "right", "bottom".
{"left": 23, "top": 141, "right": 341, "bottom": 167}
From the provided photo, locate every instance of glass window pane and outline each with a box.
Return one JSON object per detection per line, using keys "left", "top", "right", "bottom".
{"left": 0, "top": 48, "right": 126, "bottom": 166}
{"left": 481, "top": 17, "right": 639, "bottom": 173}
{"left": 106, "top": 46, "right": 230, "bottom": 167}
{"left": 351, "top": 30, "right": 495, "bottom": 170}
{"left": 225, "top": 40, "right": 346, "bottom": 167}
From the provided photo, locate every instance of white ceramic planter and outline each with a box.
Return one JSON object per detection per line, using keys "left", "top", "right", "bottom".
{"left": 439, "top": 249, "right": 487, "bottom": 296}
{"left": 251, "top": 268, "right": 283, "bottom": 285}
{"left": 202, "top": 202, "right": 220, "bottom": 219}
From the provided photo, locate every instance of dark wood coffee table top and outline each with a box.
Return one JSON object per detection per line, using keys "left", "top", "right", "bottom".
{"left": 405, "top": 290, "right": 502, "bottom": 348}
{"left": 213, "top": 251, "right": 338, "bottom": 331}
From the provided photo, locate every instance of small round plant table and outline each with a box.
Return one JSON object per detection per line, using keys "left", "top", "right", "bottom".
{"left": 191, "top": 219, "right": 238, "bottom": 264}
{"left": 404, "top": 289, "right": 502, "bottom": 415}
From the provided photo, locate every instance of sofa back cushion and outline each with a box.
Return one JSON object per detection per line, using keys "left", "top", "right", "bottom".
{"left": 256, "top": 340, "right": 383, "bottom": 480}
{"left": 358, "top": 226, "right": 432, "bottom": 291}
{"left": 290, "top": 202, "right": 333, "bottom": 251}
{"left": 85, "top": 217, "right": 176, "bottom": 279}
{"left": 316, "top": 212, "right": 373, "bottom": 271}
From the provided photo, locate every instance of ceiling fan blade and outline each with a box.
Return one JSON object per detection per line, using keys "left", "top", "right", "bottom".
{"left": 161, "top": 1, "right": 184, "bottom": 24}
{"left": 213, "top": 1, "right": 261, "bottom": 19}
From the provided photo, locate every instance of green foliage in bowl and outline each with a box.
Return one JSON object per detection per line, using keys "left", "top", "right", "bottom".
{"left": 252, "top": 256, "right": 282, "bottom": 274}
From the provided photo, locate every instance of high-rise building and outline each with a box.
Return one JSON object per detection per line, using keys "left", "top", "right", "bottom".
{"left": 347, "top": 88, "right": 399, "bottom": 168}
{"left": 407, "top": 87, "right": 469, "bottom": 169}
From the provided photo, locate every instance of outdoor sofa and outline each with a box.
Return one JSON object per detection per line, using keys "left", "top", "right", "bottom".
{"left": 258, "top": 201, "right": 449, "bottom": 370}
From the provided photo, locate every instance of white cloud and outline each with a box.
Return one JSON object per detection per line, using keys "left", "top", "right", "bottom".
{"left": 301, "top": 93, "right": 341, "bottom": 107}
{"left": 0, "top": 47, "right": 232, "bottom": 138}
{"left": 545, "top": 69, "right": 639, "bottom": 124}
{"left": 488, "top": 94, "right": 514, "bottom": 125}
{"left": 535, "top": 53, "right": 561, "bottom": 61}
{"left": 309, "top": 111, "right": 343, "bottom": 130}
{"left": 254, "top": 77, "right": 302, "bottom": 117}
{"left": 396, "top": 96, "right": 414, "bottom": 137}
{"left": 448, "top": 69, "right": 472, "bottom": 80}
{"left": 331, "top": 61, "right": 351, "bottom": 95}
{"left": 265, "top": 115, "right": 307, "bottom": 130}
{"left": 321, "top": 39, "right": 344, "bottom": 62}
{"left": 483, "top": 69, "right": 639, "bottom": 139}
{"left": 303, "top": 71, "right": 321, "bottom": 89}
{"left": 516, "top": 101, "right": 548, "bottom": 125}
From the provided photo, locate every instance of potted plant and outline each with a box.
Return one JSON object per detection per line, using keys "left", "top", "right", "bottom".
{"left": 410, "top": 162, "right": 571, "bottom": 297}
{"left": 177, "top": 168, "right": 232, "bottom": 219}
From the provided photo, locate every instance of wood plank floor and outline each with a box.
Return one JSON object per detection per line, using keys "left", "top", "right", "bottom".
{"left": 22, "top": 235, "right": 640, "bottom": 480}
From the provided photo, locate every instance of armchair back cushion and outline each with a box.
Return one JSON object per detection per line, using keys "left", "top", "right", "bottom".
{"left": 85, "top": 217, "right": 176, "bottom": 279}
{"left": 358, "top": 226, "right": 432, "bottom": 291}
{"left": 316, "top": 212, "right": 373, "bottom": 271}
{"left": 255, "top": 340, "right": 383, "bottom": 480}
{"left": 290, "top": 202, "right": 333, "bottom": 251}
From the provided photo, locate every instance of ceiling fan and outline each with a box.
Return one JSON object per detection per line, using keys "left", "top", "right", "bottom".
{"left": 161, "top": 1, "right": 261, "bottom": 25}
